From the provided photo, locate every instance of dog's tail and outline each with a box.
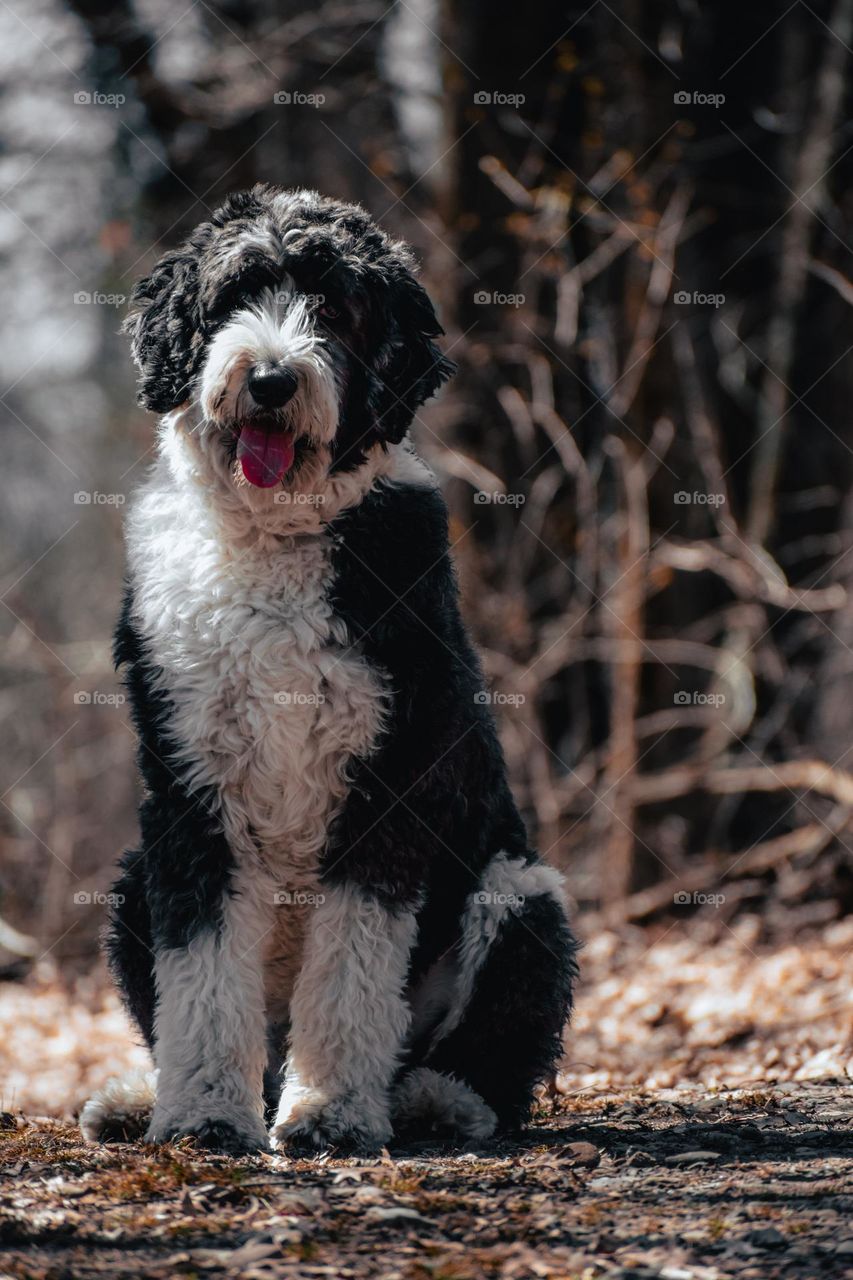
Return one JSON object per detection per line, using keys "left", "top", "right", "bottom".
{"left": 80, "top": 1069, "right": 157, "bottom": 1143}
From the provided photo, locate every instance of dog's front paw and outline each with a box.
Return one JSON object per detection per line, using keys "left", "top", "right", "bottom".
{"left": 147, "top": 1105, "right": 269, "bottom": 1155}
{"left": 271, "top": 1088, "right": 391, "bottom": 1154}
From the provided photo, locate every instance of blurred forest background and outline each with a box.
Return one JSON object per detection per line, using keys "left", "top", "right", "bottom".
{"left": 1, "top": 0, "right": 853, "bottom": 988}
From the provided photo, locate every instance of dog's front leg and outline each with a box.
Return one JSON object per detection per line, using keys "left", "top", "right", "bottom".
{"left": 271, "top": 882, "right": 416, "bottom": 1152}
{"left": 148, "top": 880, "right": 271, "bottom": 1154}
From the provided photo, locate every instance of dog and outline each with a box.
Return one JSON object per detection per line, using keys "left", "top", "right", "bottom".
{"left": 80, "top": 185, "right": 578, "bottom": 1154}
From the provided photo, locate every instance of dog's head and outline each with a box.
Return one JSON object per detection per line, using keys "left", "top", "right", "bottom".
{"left": 124, "top": 185, "right": 454, "bottom": 501}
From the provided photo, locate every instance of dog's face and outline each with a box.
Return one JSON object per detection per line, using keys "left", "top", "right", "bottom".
{"left": 125, "top": 185, "right": 453, "bottom": 501}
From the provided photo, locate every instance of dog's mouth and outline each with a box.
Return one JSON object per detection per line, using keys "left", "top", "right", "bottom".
{"left": 235, "top": 418, "right": 298, "bottom": 488}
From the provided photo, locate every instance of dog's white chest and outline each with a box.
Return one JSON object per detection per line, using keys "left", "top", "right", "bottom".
{"left": 130, "top": 514, "right": 387, "bottom": 874}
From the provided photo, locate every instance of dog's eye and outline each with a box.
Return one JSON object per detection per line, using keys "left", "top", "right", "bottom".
{"left": 318, "top": 303, "right": 341, "bottom": 322}
{"left": 209, "top": 284, "right": 253, "bottom": 320}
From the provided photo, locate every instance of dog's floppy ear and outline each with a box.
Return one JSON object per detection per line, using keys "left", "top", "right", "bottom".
{"left": 123, "top": 231, "right": 212, "bottom": 413}
{"left": 366, "top": 268, "right": 455, "bottom": 443}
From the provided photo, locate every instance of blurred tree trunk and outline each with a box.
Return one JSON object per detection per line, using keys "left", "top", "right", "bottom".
{"left": 437, "top": 0, "right": 853, "bottom": 923}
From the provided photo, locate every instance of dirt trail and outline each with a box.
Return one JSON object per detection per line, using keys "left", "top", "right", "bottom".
{"left": 2, "top": 922, "right": 851, "bottom": 1277}
{"left": 1, "top": 1084, "right": 851, "bottom": 1280}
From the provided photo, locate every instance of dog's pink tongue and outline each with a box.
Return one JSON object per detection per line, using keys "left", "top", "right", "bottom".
{"left": 237, "top": 426, "right": 295, "bottom": 488}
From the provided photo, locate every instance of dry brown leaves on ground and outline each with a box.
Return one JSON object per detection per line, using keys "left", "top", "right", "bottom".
{"left": 1, "top": 1086, "right": 852, "bottom": 1279}
{"left": 0, "top": 920, "right": 851, "bottom": 1278}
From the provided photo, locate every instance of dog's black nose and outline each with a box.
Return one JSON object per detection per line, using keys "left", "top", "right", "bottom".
{"left": 247, "top": 365, "right": 299, "bottom": 408}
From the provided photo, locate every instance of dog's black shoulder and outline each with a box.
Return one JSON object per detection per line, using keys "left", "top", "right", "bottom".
{"left": 329, "top": 477, "right": 458, "bottom": 643}
{"left": 331, "top": 476, "right": 451, "bottom": 584}
{"left": 324, "top": 475, "right": 530, "bottom": 906}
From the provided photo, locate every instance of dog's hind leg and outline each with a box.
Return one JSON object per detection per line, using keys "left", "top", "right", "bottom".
{"left": 81, "top": 850, "right": 158, "bottom": 1144}
{"left": 422, "top": 854, "right": 578, "bottom": 1130}
{"left": 104, "top": 848, "right": 156, "bottom": 1047}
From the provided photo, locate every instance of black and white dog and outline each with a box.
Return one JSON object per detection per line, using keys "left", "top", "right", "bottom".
{"left": 81, "top": 185, "right": 578, "bottom": 1155}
